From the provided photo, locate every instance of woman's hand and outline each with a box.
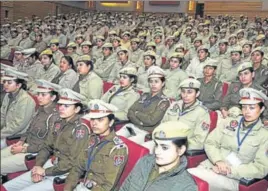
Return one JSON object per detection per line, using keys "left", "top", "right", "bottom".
{"left": 215, "top": 161, "right": 231, "bottom": 175}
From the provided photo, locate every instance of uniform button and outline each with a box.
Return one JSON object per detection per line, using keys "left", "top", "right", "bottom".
{"left": 89, "top": 173, "right": 93, "bottom": 175}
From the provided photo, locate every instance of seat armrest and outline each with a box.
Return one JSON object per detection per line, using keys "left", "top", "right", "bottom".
{"left": 186, "top": 150, "right": 206, "bottom": 156}
{"left": 239, "top": 175, "right": 268, "bottom": 186}
{"left": 6, "top": 135, "right": 21, "bottom": 141}
{"left": 54, "top": 176, "right": 66, "bottom": 184}
{"left": 25, "top": 153, "right": 38, "bottom": 161}
{"left": 114, "top": 120, "right": 130, "bottom": 125}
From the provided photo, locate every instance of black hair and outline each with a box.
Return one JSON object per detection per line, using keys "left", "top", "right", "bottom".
{"left": 171, "top": 56, "right": 183, "bottom": 64}
{"left": 128, "top": 74, "right": 137, "bottom": 84}
{"left": 30, "top": 51, "right": 40, "bottom": 60}
{"left": 258, "top": 102, "right": 265, "bottom": 109}
{"left": 14, "top": 79, "right": 27, "bottom": 90}
{"left": 49, "top": 91, "right": 59, "bottom": 102}
{"left": 172, "top": 138, "right": 188, "bottom": 150}
{"left": 74, "top": 102, "right": 86, "bottom": 115}
{"left": 61, "top": 56, "right": 75, "bottom": 71}
{"left": 107, "top": 114, "right": 115, "bottom": 121}
{"left": 51, "top": 43, "right": 59, "bottom": 47}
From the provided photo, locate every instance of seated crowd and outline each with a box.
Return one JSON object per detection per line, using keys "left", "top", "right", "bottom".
{"left": 0, "top": 11, "right": 268, "bottom": 191}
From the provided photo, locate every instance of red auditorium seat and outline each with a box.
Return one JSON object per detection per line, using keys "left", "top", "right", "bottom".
{"left": 0, "top": 59, "right": 13, "bottom": 66}
{"left": 53, "top": 136, "right": 149, "bottom": 191}
{"left": 192, "top": 175, "right": 209, "bottom": 191}
{"left": 239, "top": 176, "right": 268, "bottom": 191}
{"left": 103, "top": 81, "right": 114, "bottom": 93}
{"left": 28, "top": 92, "right": 39, "bottom": 111}
{"left": 222, "top": 82, "right": 229, "bottom": 99}
{"left": 186, "top": 111, "right": 218, "bottom": 168}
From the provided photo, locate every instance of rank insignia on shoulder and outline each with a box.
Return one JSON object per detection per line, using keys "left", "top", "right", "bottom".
{"left": 114, "top": 155, "right": 125, "bottom": 166}
{"left": 89, "top": 137, "right": 96, "bottom": 147}
{"left": 76, "top": 129, "right": 85, "bottom": 139}
{"left": 113, "top": 136, "right": 124, "bottom": 145}
{"left": 230, "top": 120, "right": 238, "bottom": 128}
{"left": 201, "top": 122, "right": 210, "bottom": 131}
{"left": 233, "top": 86, "right": 239, "bottom": 93}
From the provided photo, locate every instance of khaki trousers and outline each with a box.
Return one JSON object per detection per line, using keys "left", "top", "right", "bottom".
{"left": 1, "top": 145, "right": 28, "bottom": 174}
{"left": 188, "top": 166, "right": 239, "bottom": 191}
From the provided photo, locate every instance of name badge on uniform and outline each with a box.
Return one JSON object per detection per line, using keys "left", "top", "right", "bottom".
{"left": 226, "top": 152, "right": 242, "bottom": 167}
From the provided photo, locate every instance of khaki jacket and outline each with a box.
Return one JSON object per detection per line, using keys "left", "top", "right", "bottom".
{"left": 1, "top": 89, "right": 36, "bottom": 138}
{"left": 35, "top": 115, "right": 90, "bottom": 176}
{"left": 101, "top": 85, "right": 140, "bottom": 120}
{"left": 94, "top": 55, "right": 117, "bottom": 81}
{"left": 37, "top": 63, "right": 61, "bottom": 82}
{"left": 53, "top": 69, "right": 78, "bottom": 89}
{"left": 64, "top": 131, "right": 127, "bottom": 191}
{"left": 162, "top": 100, "right": 210, "bottom": 150}
{"left": 108, "top": 60, "right": 135, "bottom": 84}
{"left": 202, "top": 116, "right": 268, "bottom": 180}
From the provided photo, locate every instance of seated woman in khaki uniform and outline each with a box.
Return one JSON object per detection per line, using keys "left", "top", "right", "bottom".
{"left": 1, "top": 69, "right": 36, "bottom": 149}
{"left": 1, "top": 80, "right": 60, "bottom": 175}
{"left": 64, "top": 99, "right": 128, "bottom": 191}
{"left": 119, "top": 121, "right": 197, "bottom": 191}
{"left": 3, "top": 88, "right": 90, "bottom": 191}
{"left": 117, "top": 66, "right": 170, "bottom": 146}
{"left": 101, "top": 67, "right": 140, "bottom": 121}
{"left": 72, "top": 55, "right": 103, "bottom": 102}
{"left": 136, "top": 50, "right": 157, "bottom": 93}
{"left": 52, "top": 56, "right": 78, "bottom": 89}
{"left": 188, "top": 88, "right": 268, "bottom": 191}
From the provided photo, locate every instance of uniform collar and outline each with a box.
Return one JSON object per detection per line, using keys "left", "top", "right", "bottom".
{"left": 41, "top": 102, "right": 57, "bottom": 114}
{"left": 8, "top": 89, "right": 21, "bottom": 99}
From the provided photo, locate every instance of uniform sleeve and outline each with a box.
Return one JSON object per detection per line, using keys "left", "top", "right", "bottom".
{"left": 228, "top": 135, "right": 268, "bottom": 180}
{"left": 1, "top": 96, "right": 36, "bottom": 139}
{"left": 94, "top": 59, "right": 116, "bottom": 80}
{"left": 107, "top": 65, "right": 119, "bottom": 83}
{"left": 47, "top": 66, "right": 61, "bottom": 82}
{"left": 135, "top": 100, "right": 170, "bottom": 127}
{"left": 187, "top": 110, "right": 210, "bottom": 150}
{"left": 60, "top": 71, "right": 79, "bottom": 89}
{"left": 204, "top": 121, "right": 226, "bottom": 164}
{"left": 92, "top": 146, "right": 128, "bottom": 191}
{"left": 204, "top": 81, "right": 223, "bottom": 111}
{"left": 127, "top": 100, "right": 143, "bottom": 126}
{"left": 100, "top": 86, "right": 113, "bottom": 103}
{"left": 185, "top": 59, "right": 195, "bottom": 78}
{"left": 45, "top": 125, "right": 90, "bottom": 176}
{"left": 114, "top": 93, "right": 140, "bottom": 121}
{"left": 64, "top": 149, "right": 87, "bottom": 191}
{"left": 87, "top": 77, "right": 103, "bottom": 101}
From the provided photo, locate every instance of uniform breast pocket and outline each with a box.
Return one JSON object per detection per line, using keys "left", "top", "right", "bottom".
{"left": 240, "top": 140, "right": 260, "bottom": 160}
{"left": 221, "top": 129, "right": 236, "bottom": 149}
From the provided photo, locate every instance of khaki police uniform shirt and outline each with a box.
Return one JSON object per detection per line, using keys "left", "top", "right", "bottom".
{"left": 94, "top": 55, "right": 117, "bottom": 81}
{"left": 8, "top": 37, "right": 21, "bottom": 49}
{"left": 37, "top": 63, "right": 61, "bottom": 82}
{"left": 52, "top": 69, "right": 78, "bottom": 89}
{"left": 163, "top": 69, "right": 188, "bottom": 99}
{"left": 129, "top": 48, "right": 144, "bottom": 65}
{"left": 53, "top": 49, "right": 64, "bottom": 67}
{"left": 101, "top": 85, "right": 140, "bottom": 121}
{"left": 218, "top": 61, "right": 242, "bottom": 83}
{"left": 53, "top": 34, "right": 67, "bottom": 48}
{"left": 254, "top": 64, "right": 268, "bottom": 88}
{"left": 18, "top": 37, "right": 35, "bottom": 49}
{"left": 162, "top": 100, "right": 210, "bottom": 150}
{"left": 0, "top": 44, "right": 10, "bottom": 59}
{"left": 221, "top": 82, "right": 264, "bottom": 110}
{"left": 35, "top": 114, "right": 90, "bottom": 176}
{"left": 108, "top": 60, "right": 135, "bottom": 84}
{"left": 20, "top": 103, "right": 58, "bottom": 153}
{"left": 64, "top": 131, "right": 127, "bottom": 191}
{"left": 198, "top": 77, "right": 223, "bottom": 111}
{"left": 73, "top": 71, "right": 103, "bottom": 103}
{"left": 43, "top": 34, "right": 53, "bottom": 46}
{"left": 33, "top": 41, "right": 47, "bottom": 53}
{"left": 127, "top": 92, "right": 170, "bottom": 132}
{"left": 92, "top": 46, "right": 103, "bottom": 61}
{"left": 155, "top": 43, "right": 165, "bottom": 56}
{"left": 1, "top": 89, "right": 36, "bottom": 138}
{"left": 136, "top": 66, "right": 150, "bottom": 93}
{"left": 202, "top": 116, "right": 268, "bottom": 180}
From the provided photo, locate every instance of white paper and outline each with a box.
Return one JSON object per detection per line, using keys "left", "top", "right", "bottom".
{"left": 226, "top": 152, "right": 242, "bottom": 167}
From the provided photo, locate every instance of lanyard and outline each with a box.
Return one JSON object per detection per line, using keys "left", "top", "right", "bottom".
{"left": 236, "top": 117, "right": 258, "bottom": 152}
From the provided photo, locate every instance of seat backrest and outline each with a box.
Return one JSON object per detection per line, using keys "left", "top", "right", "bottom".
{"left": 118, "top": 136, "right": 149, "bottom": 186}
{"left": 209, "top": 111, "right": 218, "bottom": 132}
{"left": 222, "top": 83, "right": 229, "bottom": 99}
{"left": 103, "top": 81, "right": 114, "bottom": 93}
{"left": 27, "top": 92, "right": 39, "bottom": 111}
{"left": 192, "top": 175, "right": 209, "bottom": 191}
